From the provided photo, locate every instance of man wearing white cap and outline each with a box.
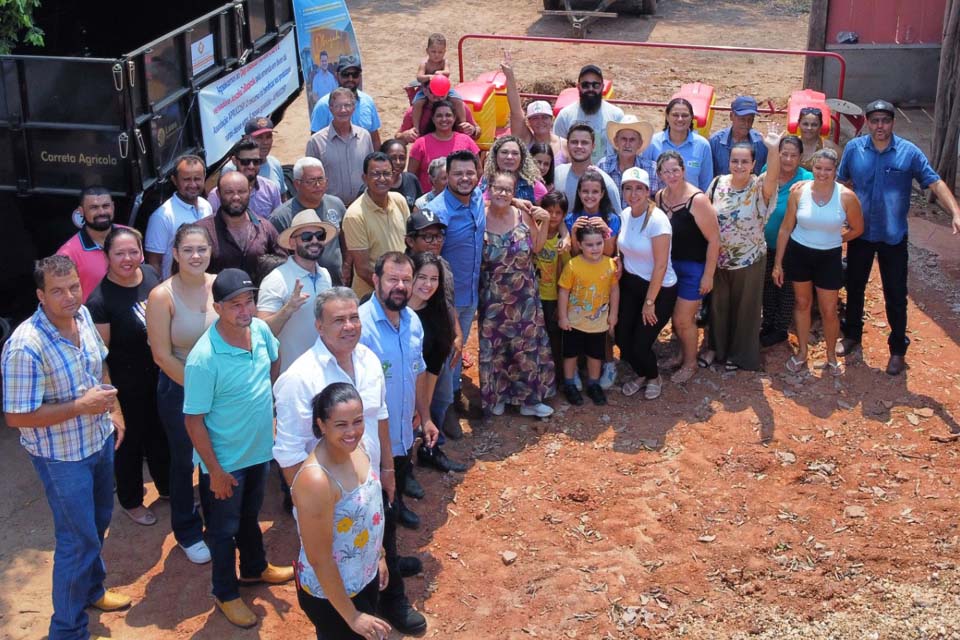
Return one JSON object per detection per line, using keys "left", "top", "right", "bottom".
{"left": 500, "top": 52, "right": 567, "bottom": 163}
{"left": 598, "top": 115, "right": 659, "bottom": 200}
{"left": 257, "top": 210, "right": 337, "bottom": 371}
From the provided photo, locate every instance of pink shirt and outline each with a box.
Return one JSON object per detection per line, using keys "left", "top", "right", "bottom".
{"left": 57, "top": 225, "right": 130, "bottom": 302}
{"left": 409, "top": 132, "right": 480, "bottom": 191}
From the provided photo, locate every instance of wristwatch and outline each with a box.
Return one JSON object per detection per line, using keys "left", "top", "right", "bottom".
{"left": 644, "top": 299, "right": 655, "bottom": 307}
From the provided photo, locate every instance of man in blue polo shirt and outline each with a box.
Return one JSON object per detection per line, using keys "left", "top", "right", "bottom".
{"left": 837, "top": 99, "right": 960, "bottom": 375}
{"left": 310, "top": 54, "right": 382, "bottom": 148}
{"left": 358, "top": 251, "right": 437, "bottom": 636}
{"left": 424, "top": 149, "right": 485, "bottom": 418}
{"left": 183, "top": 268, "right": 293, "bottom": 628}
{"left": 709, "top": 95, "right": 768, "bottom": 176}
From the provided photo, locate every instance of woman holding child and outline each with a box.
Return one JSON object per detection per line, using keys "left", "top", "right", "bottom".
{"left": 407, "top": 100, "right": 480, "bottom": 192}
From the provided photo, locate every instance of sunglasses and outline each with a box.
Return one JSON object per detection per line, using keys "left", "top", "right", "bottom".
{"left": 296, "top": 230, "right": 327, "bottom": 243}
{"left": 340, "top": 69, "right": 361, "bottom": 78}
{"left": 799, "top": 107, "right": 822, "bottom": 117}
{"left": 579, "top": 81, "right": 602, "bottom": 90}
{"left": 237, "top": 158, "right": 262, "bottom": 166}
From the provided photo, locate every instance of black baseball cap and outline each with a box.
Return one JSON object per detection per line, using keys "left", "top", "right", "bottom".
{"left": 865, "top": 99, "right": 895, "bottom": 118}
{"left": 578, "top": 64, "right": 603, "bottom": 80}
{"left": 406, "top": 208, "right": 447, "bottom": 236}
{"left": 337, "top": 54, "right": 361, "bottom": 72}
{"left": 213, "top": 268, "right": 258, "bottom": 303}
{"left": 244, "top": 116, "right": 274, "bottom": 136}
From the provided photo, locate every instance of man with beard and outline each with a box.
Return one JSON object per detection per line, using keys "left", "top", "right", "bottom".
{"left": 309, "top": 54, "right": 382, "bottom": 148}
{"left": 342, "top": 152, "right": 410, "bottom": 297}
{"left": 58, "top": 186, "right": 125, "bottom": 302}
{"left": 709, "top": 95, "right": 768, "bottom": 176}
{"left": 553, "top": 64, "right": 624, "bottom": 163}
{"left": 423, "top": 150, "right": 484, "bottom": 418}
{"left": 208, "top": 138, "right": 282, "bottom": 220}
{"left": 553, "top": 123, "right": 623, "bottom": 214}
{"left": 269, "top": 157, "right": 347, "bottom": 285}
{"left": 358, "top": 251, "right": 437, "bottom": 635}
{"left": 306, "top": 88, "right": 374, "bottom": 206}
{"left": 197, "top": 171, "right": 284, "bottom": 275}
{"left": 183, "top": 268, "right": 293, "bottom": 628}
{"left": 257, "top": 209, "right": 336, "bottom": 371}
{"left": 145, "top": 155, "right": 214, "bottom": 277}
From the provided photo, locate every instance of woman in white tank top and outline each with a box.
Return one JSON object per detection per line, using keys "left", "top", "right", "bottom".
{"left": 773, "top": 149, "right": 864, "bottom": 376}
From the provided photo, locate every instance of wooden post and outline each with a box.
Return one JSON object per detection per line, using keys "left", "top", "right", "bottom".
{"left": 931, "top": 0, "right": 959, "bottom": 194}
{"left": 803, "top": 0, "right": 829, "bottom": 91}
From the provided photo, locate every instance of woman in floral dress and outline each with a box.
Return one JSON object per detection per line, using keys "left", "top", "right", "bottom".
{"left": 479, "top": 171, "right": 555, "bottom": 418}
{"left": 704, "top": 127, "right": 782, "bottom": 371}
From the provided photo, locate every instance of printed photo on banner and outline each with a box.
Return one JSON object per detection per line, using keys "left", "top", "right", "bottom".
{"left": 292, "top": 0, "right": 361, "bottom": 114}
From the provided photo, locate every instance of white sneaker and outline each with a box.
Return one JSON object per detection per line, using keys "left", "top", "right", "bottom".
{"left": 491, "top": 402, "right": 506, "bottom": 416}
{"left": 180, "top": 541, "right": 211, "bottom": 564}
{"left": 520, "top": 403, "right": 554, "bottom": 418}
{"left": 572, "top": 371, "right": 583, "bottom": 391}
{"left": 599, "top": 362, "right": 617, "bottom": 390}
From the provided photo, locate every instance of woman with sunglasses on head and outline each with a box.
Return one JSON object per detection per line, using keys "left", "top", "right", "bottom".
{"left": 796, "top": 107, "right": 841, "bottom": 171}
{"left": 643, "top": 98, "right": 714, "bottom": 192}
{"left": 773, "top": 148, "right": 863, "bottom": 376}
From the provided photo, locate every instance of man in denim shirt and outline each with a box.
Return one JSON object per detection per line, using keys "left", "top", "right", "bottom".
{"left": 837, "top": 99, "right": 960, "bottom": 375}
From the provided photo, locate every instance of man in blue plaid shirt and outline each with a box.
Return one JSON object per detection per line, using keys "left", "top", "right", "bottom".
{"left": 2, "top": 255, "right": 131, "bottom": 639}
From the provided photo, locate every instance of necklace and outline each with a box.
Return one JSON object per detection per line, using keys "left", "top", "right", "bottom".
{"left": 812, "top": 185, "right": 833, "bottom": 207}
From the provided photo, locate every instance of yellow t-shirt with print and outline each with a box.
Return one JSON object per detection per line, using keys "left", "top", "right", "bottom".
{"left": 558, "top": 255, "right": 616, "bottom": 333}
{"left": 535, "top": 233, "right": 569, "bottom": 302}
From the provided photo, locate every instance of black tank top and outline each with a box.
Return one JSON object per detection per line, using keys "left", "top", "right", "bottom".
{"left": 658, "top": 191, "right": 708, "bottom": 263}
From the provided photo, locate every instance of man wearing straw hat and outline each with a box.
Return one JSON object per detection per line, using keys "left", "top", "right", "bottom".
{"left": 257, "top": 209, "right": 338, "bottom": 372}
{"left": 598, "top": 115, "right": 659, "bottom": 200}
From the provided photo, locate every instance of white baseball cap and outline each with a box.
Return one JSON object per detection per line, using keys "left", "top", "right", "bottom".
{"left": 526, "top": 101, "right": 553, "bottom": 118}
{"left": 621, "top": 167, "right": 650, "bottom": 188}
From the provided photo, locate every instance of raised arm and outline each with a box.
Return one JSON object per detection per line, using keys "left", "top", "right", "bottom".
{"left": 500, "top": 51, "right": 532, "bottom": 145}
{"left": 761, "top": 129, "right": 782, "bottom": 202}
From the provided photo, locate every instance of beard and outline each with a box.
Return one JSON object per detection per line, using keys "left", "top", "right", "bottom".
{"left": 382, "top": 287, "right": 409, "bottom": 311}
{"left": 86, "top": 216, "right": 113, "bottom": 232}
{"left": 580, "top": 92, "right": 603, "bottom": 115}
{"left": 221, "top": 202, "right": 248, "bottom": 218}
{"left": 296, "top": 243, "right": 322, "bottom": 260}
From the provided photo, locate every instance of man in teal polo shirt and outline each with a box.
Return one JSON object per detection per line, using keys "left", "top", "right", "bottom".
{"left": 184, "top": 268, "right": 293, "bottom": 628}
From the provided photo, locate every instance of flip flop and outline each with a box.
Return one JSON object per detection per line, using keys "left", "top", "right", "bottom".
{"left": 785, "top": 355, "right": 807, "bottom": 373}
{"left": 818, "top": 360, "right": 843, "bottom": 377}
{"left": 671, "top": 365, "right": 696, "bottom": 384}
{"left": 622, "top": 377, "right": 645, "bottom": 397}
{"left": 697, "top": 351, "right": 715, "bottom": 368}
{"left": 724, "top": 362, "right": 740, "bottom": 372}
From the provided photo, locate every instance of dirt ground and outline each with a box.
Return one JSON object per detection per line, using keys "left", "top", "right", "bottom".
{"left": 4, "top": 1, "right": 960, "bottom": 638}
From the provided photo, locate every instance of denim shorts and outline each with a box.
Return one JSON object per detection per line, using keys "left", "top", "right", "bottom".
{"left": 673, "top": 259, "right": 706, "bottom": 301}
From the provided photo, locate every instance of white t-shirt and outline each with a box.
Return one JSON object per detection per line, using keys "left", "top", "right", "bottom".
{"left": 257, "top": 256, "right": 332, "bottom": 373}
{"left": 618, "top": 206, "right": 677, "bottom": 286}
{"left": 144, "top": 194, "right": 214, "bottom": 278}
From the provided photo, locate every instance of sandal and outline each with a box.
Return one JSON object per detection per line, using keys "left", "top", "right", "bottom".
{"left": 724, "top": 362, "right": 740, "bottom": 372}
{"left": 785, "top": 355, "right": 807, "bottom": 373}
{"left": 671, "top": 365, "right": 696, "bottom": 384}
{"left": 461, "top": 350, "right": 475, "bottom": 369}
{"left": 697, "top": 351, "right": 716, "bottom": 368}
{"left": 644, "top": 376, "right": 663, "bottom": 400}
{"left": 818, "top": 360, "right": 844, "bottom": 377}
{"left": 621, "top": 377, "right": 645, "bottom": 397}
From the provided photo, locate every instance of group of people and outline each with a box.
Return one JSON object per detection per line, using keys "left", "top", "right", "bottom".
{"left": 4, "top": 35, "right": 960, "bottom": 640}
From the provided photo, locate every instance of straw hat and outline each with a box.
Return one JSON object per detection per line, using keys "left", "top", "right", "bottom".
{"left": 277, "top": 209, "right": 338, "bottom": 250}
{"left": 606, "top": 115, "right": 654, "bottom": 153}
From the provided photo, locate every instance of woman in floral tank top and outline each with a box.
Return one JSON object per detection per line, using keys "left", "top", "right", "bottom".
{"left": 291, "top": 383, "right": 390, "bottom": 640}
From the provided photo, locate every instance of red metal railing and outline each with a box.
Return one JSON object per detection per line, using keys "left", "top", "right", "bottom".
{"left": 457, "top": 34, "right": 848, "bottom": 140}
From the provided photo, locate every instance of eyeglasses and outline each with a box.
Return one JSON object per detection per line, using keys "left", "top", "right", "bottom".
{"left": 579, "top": 81, "right": 602, "bottom": 90}
{"left": 489, "top": 185, "right": 514, "bottom": 195}
{"left": 237, "top": 158, "right": 262, "bottom": 166}
{"left": 296, "top": 230, "right": 327, "bottom": 243}
{"left": 418, "top": 232, "right": 445, "bottom": 244}
{"left": 298, "top": 177, "right": 326, "bottom": 187}
{"left": 340, "top": 69, "right": 361, "bottom": 78}
{"left": 367, "top": 171, "right": 393, "bottom": 180}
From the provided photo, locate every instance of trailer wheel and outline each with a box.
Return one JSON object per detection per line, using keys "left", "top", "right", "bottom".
{"left": 542, "top": 0, "right": 562, "bottom": 9}
{"left": 614, "top": 0, "right": 656, "bottom": 14}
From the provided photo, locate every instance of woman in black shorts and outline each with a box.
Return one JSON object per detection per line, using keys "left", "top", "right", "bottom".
{"left": 773, "top": 148, "right": 864, "bottom": 375}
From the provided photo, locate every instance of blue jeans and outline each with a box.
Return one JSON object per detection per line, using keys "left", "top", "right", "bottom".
{"left": 156, "top": 371, "right": 204, "bottom": 547}
{"left": 199, "top": 462, "right": 269, "bottom": 601}
{"left": 31, "top": 434, "right": 115, "bottom": 640}
{"left": 430, "top": 304, "right": 475, "bottom": 443}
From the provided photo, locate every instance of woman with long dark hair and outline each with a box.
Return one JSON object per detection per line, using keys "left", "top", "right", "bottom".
{"left": 481, "top": 135, "right": 548, "bottom": 204}
{"left": 529, "top": 142, "right": 556, "bottom": 191}
{"left": 407, "top": 100, "right": 480, "bottom": 191}
{"left": 643, "top": 98, "right": 714, "bottom": 192}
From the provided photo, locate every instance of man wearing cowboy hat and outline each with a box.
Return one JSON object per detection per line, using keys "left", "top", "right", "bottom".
{"left": 257, "top": 210, "right": 337, "bottom": 371}
{"left": 598, "top": 115, "right": 659, "bottom": 200}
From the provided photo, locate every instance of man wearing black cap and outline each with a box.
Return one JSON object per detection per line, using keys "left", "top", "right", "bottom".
{"left": 223, "top": 116, "right": 287, "bottom": 190}
{"left": 709, "top": 95, "right": 768, "bottom": 176}
{"left": 837, "top": 99, "right": 960, "bottom": 375}
{"left": 552, "top": 64, "right": 624, "bottom": 163}
{"left": 183, "top": 268, "right": 293, "bottom": 628}
{"left": 309, "top": 53, "right": 383, "bottom": 148}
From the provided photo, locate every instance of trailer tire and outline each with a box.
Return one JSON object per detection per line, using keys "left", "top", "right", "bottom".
{"left": 614, "top": 0, "right": 656, "bottom": 14}
{"left": 542, "top": 0, "right": 562, "bottom": 9}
